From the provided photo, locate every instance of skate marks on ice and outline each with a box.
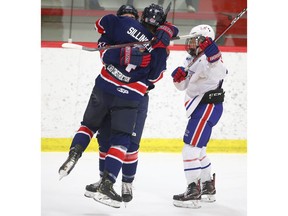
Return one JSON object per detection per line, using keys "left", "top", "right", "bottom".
{"left": 42, "top": 153, "right": 247, "bottom": 216}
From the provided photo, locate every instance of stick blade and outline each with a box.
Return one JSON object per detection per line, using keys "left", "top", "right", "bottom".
{"left": 61, "top": 43, "right": 83, "bottom": 50}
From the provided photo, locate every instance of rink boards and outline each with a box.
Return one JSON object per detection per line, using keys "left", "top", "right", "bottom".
{"left": 41, "top": 138, "right": 247, "bottom": 153}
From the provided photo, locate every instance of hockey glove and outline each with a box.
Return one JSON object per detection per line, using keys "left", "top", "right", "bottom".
{"left": 146, "top": 84, "right": 155, "bottom": 94}
{"left": 199, "top": 37, "right": 221, "bottom": 63}
{"left": 171, "top": 67, "right": 187, "bottom": 83}
{"left": 120, "top": 47, "right": 151, "bottom": 67}
{"left": 151, "top": 23, "right": 178, "bottom": 49}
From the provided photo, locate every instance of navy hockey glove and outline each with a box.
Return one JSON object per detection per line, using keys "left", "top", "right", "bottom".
{"left": 120, "top": 47, "right": 151, "bottom": 67}
{"left": 199, "top": 37, "right": 221, "bottom": 63}
{"left": 171, "top": 67, "right": 187, "bottom": 83}
{"left": 151, "top": 23, "right": 178, "bottom": 49}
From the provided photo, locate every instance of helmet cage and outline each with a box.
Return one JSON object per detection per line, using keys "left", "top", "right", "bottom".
{"left": 141, "top": 4, "right": 165, "bottom": 27}
{"left": 185, "top": 35, "right": 206, "bottom": 57}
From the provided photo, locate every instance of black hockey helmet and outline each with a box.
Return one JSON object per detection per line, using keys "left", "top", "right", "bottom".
{"left": 117, "top": 4, "right": 139, "bottom": 20}
{"left": 140, "top": 4, "right": 166, "bottom": 27}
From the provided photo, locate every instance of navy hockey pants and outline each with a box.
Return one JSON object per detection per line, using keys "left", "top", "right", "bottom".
{"left": 97, "top": 94, "right": 149, "bottom": 182}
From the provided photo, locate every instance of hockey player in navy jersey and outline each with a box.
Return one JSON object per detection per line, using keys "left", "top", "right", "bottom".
{"left": 84, "top": 4, "right": 154, "bottom": 205}
{"left": 58, "top": 3, "right": 178, "bottom": 208}
{"left": 171, "top": 24, "right": 227, "bottom": 208}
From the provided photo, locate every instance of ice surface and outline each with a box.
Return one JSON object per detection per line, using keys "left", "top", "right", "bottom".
{"left": 42, "top": 152, "right": 247, "bottom": 216}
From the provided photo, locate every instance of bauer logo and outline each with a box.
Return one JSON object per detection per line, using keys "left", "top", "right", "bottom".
{"left": 117, "top": 87, "right": 129, "bottom": 94}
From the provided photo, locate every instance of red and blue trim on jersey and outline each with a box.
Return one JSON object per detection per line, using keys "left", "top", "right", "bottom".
{"left": 95, "top": 18, "right": 105, "bottom": 34}
{"left": 97, "top": 67, "right": 149, "bottom": 100}
{"left": 148, "top": 70, "right": 164, "bottom": 84}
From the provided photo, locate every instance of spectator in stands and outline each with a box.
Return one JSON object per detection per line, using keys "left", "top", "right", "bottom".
{"left": 185, "top": 0, "right": 196, "bottom": 12}
{"left": 88, "top": 0, "right": 105, "bottom": 10}
{"left": 127, "top": 0, "right": 196, "bottom": 13}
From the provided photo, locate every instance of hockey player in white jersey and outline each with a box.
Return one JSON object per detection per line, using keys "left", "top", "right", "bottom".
{"left": 171, "top": 24, "right": 228, "bottom": 208}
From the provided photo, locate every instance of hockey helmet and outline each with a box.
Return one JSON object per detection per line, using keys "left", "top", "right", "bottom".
{"left": 185, "top": 24, "right": 215, "bottom": 57}
{"left": 140, "top": 4, "right": 166, "bottom": 27}
{"left": 117, "top": 4, "right": 139, "bottom": 20}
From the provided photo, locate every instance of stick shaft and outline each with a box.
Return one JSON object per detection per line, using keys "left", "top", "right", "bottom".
{"left": 185, "top": 8, "right": 247, "bottom": 71}
{"left": 214, "top": 8, "right": 247, "bottom": 43}
{"left": 62, "top": 35, "right": 193, "bottom": 52}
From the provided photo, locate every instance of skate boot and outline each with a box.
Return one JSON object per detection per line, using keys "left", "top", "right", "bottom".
{"left": 93, "top": 172, "right": 123, "bottom": 208}
{"left": 173, "top": 181, "right": 201, "bottom": 208}
{"left": 58, "top": 144, "right": 83, "bottom": 180}
{"left": 122, "top": 182, "right": 133, "bottom": 205}
{"left": 201, "top": 173, "right": 216, "bottom": 202}
{"left": 84, "top": 178, "right": 102, "bottom": 198}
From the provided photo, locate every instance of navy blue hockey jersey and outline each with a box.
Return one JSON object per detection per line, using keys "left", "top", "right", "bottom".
{"left": 94, "top": 14, "right": 172, "bottom": 100}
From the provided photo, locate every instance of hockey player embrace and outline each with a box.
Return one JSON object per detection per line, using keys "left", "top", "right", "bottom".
{"left": 84, "top": 4, "right": 155, "bottom": 207}
{"left": 171, "top": 24, "right": 228, "bottom": 208}
{"left": 58, "top": 3, "right": 178, "bottom": 208}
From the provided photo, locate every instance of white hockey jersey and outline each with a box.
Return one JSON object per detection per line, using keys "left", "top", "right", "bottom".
{"left": 173, "top": 54, "right": 227, "bottom": 118}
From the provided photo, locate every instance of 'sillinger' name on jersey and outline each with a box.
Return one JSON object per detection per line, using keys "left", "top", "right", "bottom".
{"left": 127, "top": 27, "right": 153, "bottom": 52}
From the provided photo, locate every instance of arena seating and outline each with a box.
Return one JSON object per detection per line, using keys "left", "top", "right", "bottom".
{"left": 41, "top": 0, "right": 247, "bottom": 46}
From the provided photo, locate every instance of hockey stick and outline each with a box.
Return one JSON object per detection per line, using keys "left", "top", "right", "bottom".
{"left": 61, "top": 34, "right": 193, "bottom": 52}
{"left": 163, "top": 1, "right": 172, "bottom": 22}
{"left": 185, "top": 7, "right": 247, "bottom": 71}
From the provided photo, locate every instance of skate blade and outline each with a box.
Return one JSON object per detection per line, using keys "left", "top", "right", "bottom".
{"left": 58, "top": 161, "right": 75, "bottom": 180}
{"left": 84, "top": 191, "right": 96, "bottom": 198}
{"left": 123, "top": 200, "right": 132, "bottom": 208}
{"left": 58, "top": 170, "right": 68, "bottom": 181}
{"left": 93, "top": 192, "right": 121, "bottom": 208}
{"left": 173, "top": 200, "right": 201, "bottom": 209}
{"left": 201, "top": 195, "right": 216, "bottom": 202}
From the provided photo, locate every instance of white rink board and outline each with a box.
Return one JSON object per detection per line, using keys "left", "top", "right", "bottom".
{"left": 41, "top": 48, "right": 247, "bottom": 139}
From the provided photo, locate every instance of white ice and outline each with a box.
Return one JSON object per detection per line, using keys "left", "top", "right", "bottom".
{"left": 42, "top": 152, "right": 247, "bottom": 216}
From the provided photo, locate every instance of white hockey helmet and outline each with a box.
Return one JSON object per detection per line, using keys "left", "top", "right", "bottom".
{"left": 185, "top": 24, "right": 215, "bottom": 57}
{"left": 189, "top": 24, "right": 215, "bottom": 40}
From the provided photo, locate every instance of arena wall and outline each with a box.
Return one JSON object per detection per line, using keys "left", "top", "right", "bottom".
{"left": 41, "top": 48, "right": 247, "bottom": 152}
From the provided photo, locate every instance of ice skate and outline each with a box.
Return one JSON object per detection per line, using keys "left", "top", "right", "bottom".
{"left": 84, "top": 178, "right": 102, "bottom": 198}
{"left": 173, "top": 181, "right": 201, "bottom": 209}
{"left": 122, "top": 182, "right": 133, "bottom": 206}
{"left": 201, "top": 173, "right": 216, "bottom": 202}
{"left": 58, "top": 144, "right": 83, "bottom": 180}
{"left": 93, "top": 172, "right": 123, "bottom": 208}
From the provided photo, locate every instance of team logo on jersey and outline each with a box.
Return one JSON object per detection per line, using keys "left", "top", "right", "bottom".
{"left": 117, "top": 87, "right": 129, "bottom": 94}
